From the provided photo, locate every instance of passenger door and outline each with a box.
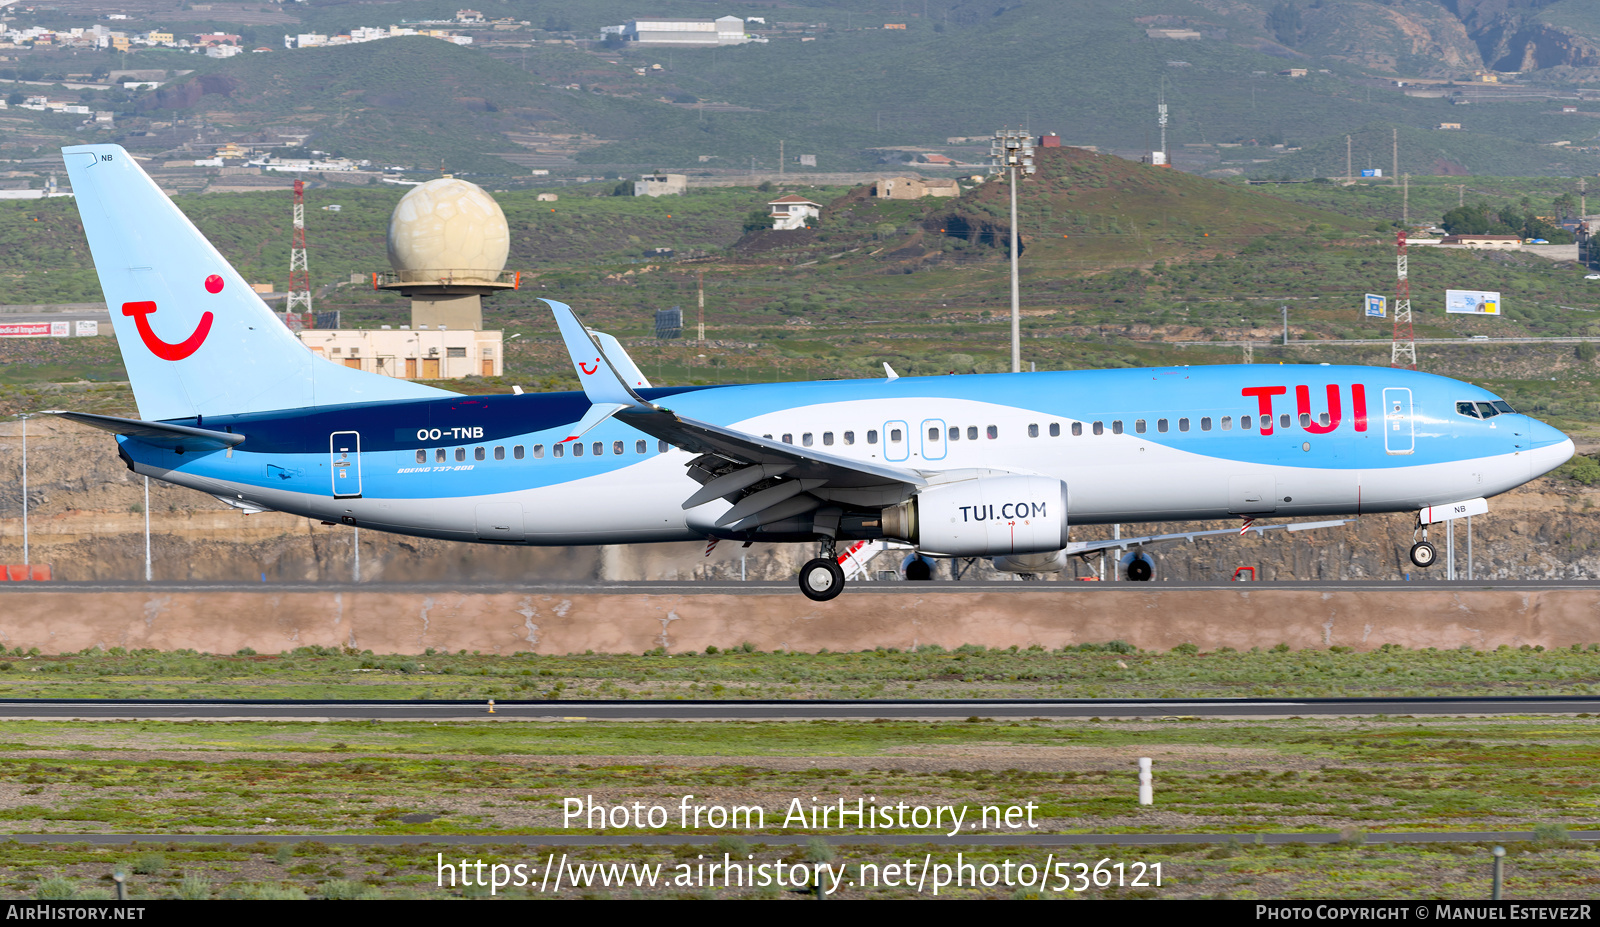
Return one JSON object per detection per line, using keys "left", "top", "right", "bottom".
{"left": 330, "top": 431, "right": 362, "bottom": 498}
{"left": 1382, "top": 388, "right": 1414, "bottom": 455}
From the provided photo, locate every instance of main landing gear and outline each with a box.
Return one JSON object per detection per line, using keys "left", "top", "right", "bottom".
{"left": 799, "top": 538, "right": 845, "bottom": 602}
{"left": 1409, "top": 526, "right": 1437, "bottom": 569}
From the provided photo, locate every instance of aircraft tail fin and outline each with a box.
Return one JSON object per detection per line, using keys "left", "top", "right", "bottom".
{"left": 62, "top": 144, "right": 454, "bottom": 422}
{"left": 547, "top": 298, "right": 652, "bottom": 409}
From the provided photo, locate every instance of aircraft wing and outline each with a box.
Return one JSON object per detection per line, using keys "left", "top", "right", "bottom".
{"left": 1065, "top": 518, "right": 1355, "bottom": 558}
{"left": 545, "top": 299, "right": 926, "bottom": 527}
{"left": 42, "top": 410, "right": 244, "bottom": 451}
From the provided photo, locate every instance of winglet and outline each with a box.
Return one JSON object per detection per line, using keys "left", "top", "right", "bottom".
{"left": 883, "top": 362, "right": 900, "bottom": 380}
{"left": 589, "top": 328, "right": 651, "bottom": 389}
{"left": 545, "top": 298, "right": 651, "bottom": 408}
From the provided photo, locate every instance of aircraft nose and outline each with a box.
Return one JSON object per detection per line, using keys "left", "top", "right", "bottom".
{"left": 1523, "top": 418, "right": 1574, "bottom": 480}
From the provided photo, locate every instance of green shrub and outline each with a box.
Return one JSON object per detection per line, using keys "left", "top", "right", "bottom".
{"left": 35, "top": 877, "right": 76, "bottom": 900}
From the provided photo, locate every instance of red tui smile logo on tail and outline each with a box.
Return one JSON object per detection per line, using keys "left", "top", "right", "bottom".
{"left": 122, "top": 301, "right": 213, "bottom": 361}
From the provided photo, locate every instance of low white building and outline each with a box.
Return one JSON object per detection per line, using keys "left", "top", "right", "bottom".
{"left": 767, "top": 194, "right": 820, "bottom": 230}
{"left": 1440, "top": 234, "right": 1522, "bottom": 250}
{"left": 634, "top": 172, "right": 687, "bottom": 196}
{"left": 296, "top": 328, "right": 503, "bottom": 379}
{"left": 617, "top": 16, "right": 749, "bottom": 45}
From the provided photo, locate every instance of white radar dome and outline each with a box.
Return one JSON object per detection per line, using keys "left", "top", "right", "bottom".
{"left": 386, "top": 178, "right": 510, "bottom": 283}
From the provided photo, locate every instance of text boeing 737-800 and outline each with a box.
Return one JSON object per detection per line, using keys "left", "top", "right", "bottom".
{"left": 47, "top": 144, "right": 1574, "bottom": 600}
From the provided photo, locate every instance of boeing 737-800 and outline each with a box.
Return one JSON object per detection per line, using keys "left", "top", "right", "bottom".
{"left": 49, "top": 145, "right": 1575, "bottom": 600}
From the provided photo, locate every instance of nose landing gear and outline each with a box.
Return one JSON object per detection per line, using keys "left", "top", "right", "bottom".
{"left": 1409, "top": 526, "right": 1436, "bottom": 568}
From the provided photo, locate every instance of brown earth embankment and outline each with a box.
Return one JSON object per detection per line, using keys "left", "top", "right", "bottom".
{"left": 1, "top": 586, "right": 1596, "bottom": 655}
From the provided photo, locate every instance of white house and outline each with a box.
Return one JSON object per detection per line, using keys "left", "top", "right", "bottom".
{"left": 768, "top": 194, "right": 820, "bottom": 230}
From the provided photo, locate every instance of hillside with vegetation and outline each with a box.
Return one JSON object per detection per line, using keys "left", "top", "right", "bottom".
{"left": 6, "top": 0, "right": 1599, "bottom": 179}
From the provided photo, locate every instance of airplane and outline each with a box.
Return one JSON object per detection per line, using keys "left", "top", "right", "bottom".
{"left": 48, "top": 144, "right": 1575, "bottom": 600}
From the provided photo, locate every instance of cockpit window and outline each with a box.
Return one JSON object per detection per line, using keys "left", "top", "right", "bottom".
{"left": 1491, "top": 400, "right": 1516, "bottom": 415}
{"left": 1456, "top": 401, "right": 1481, "bottom": 419}
{"left": 1475, "top": 402, "right": 1499, "bottom": 419}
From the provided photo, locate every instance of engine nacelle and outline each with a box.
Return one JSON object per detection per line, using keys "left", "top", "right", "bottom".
{"left": 882, "top": 475, "right": 1067, "bottom": 557}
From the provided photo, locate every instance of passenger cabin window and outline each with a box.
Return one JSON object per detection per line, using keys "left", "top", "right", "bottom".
{"left": 613, "top": 441, "right": 624, "bottom": 455}
{"left": 455, "top": 448, "right": 466, "bottom": 462}
{"left": 1135, "top": 419, "right": 1147, "bottom": 434}
{"left": 867, "top": 430, "right": 878, "bottom": 444}
{"left": 1028, "top": 424, "right": 1039, "bottom": 438}
{"left": 1158, "top": 419, "right": 1169, "bottom": 433}
{"left": 1178, "top": 418, "right": 1190, "bottom": 433}
{"left": 823, "top": 432, "right": 834, "bottom": 446}
{"left": 1240, "top": 416, "right": 1251, "bottom": 430}
{"left": 552, "top": 443, "right": 564, "bottom": 458}
{"left": 1049, "top": 423, "right": 1061, "bottom": 437}
{"left": 659, "top": 440, "right": 669, "bottom": 453}
{"left": 986, "top": 425, "right": 998, "bottom": 439}
{"left": 514, "top": 446, "right": 526, "bottom": 460}
{"left": 1319, "top": 412, "right": 1331, "bottom": 427}
{"left": 1071, "top": 422, "right": 1083, "bottom": 437}
{"left": 1280, "top": 414, "right": 1291, "bottom": 429}
{"left": 1112, "top": 420, "right": 1124, "bottom": 435}
{"left": 572, "top": 443, "right": 584, "bottom": 457}
{"left": 890, "top": 428, "right": 903, "bottom": 443}
{"left": 1092, "top": 421, "right": 1104, "bottom": 436}
{"left": 967, "top": 426, "right": 978, "bottom": 441}
{"left": 415, "top": 450, "right": 426, "bottom": 463}
{"left": 636, "top": 440, "right": 647, "bottom": 454}
{"left": 948, "top": 426, "right": 960, "bottom": 441}
{"left": 494, "top": 446, "right": 505, "bottom": 460}
{"left": 1299, "top": 412, "right": 1312, "bottom": 427}
{"left": 803, "top": 433, "right": 814, "bottom": 447}
{"left": 929, "top": 427, "right": 941, "bottom": 441}
{"left": 1201, "top": 417, "right": 1212, "bottom": 432}
{"left": 435, "top": 449, "right": 447, "bottom": 463}
{"left": 474, "top": 447, "right": 486, "bottom": 461}
{"left": 844, "top": 431, "right": 855, "bottom": 445}
{"left": 592, "top": 441, "right": 603, "bottom": 456}
{"left": 782, "top": 433, "right": 793, "bottom": 444}
{"left": 1221, "top": 416, "right": 1232, "bottom": 431}
{"left": 1260, "top": 414, "right": 1271, "bottom": 429}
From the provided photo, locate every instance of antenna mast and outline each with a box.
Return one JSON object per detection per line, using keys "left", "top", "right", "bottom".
{"left": 1391, "top": 230, "right": 1415, "bottom": 369}
{"left": 287, "top": 179, "right": 313, "bottom": 324}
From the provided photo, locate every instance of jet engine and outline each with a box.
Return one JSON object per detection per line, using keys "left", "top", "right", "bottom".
{"left": 881, "top": 475, "right": 1067, "bottom": 557}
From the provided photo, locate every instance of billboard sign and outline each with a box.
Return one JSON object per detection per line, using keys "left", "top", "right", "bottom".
{"left": 1445, "top": 289, "right": 1501, "bottom": 315}
{"left": 1360, "top": 168, "right": 1383, "bottom": 178}
{"left": 75, "top": 320, "right": 98, "bottom": 336}
{"left": 1364, "top": 294, "right": 1386, "bottom": 318}
{"left": 0, "top": 322, "right": 69, "bottom": 338}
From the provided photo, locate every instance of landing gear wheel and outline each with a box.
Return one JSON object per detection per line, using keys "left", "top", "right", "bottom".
{"left": 799, "top": 557, "right": 846, "bottom": 602}
{"left": 1126, "top": 559, "right": 1154, "bottom": 582}
{"left": 904, "top": 559, "right": 933, "bottom": 581}
{"left": 1409, "top": 541, "right": 1437, "bottom": 568}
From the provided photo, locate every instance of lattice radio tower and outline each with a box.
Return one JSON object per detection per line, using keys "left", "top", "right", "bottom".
{"left": 286, "top": 178, "right": 313, "bottom": 321}
{"left": 1391, "top": 229, "right": 1415, "bottom": 369}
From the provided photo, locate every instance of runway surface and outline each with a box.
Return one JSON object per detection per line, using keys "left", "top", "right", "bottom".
{"left": 2, "top": 696, "right": 1597, "bottom": 721}
{"left": 9, "top": 579, "right": 1600, "bottom": 594}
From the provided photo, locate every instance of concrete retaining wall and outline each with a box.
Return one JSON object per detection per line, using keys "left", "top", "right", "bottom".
{"left": 1, "top": 586, "right": 1598, "bottom": 654}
